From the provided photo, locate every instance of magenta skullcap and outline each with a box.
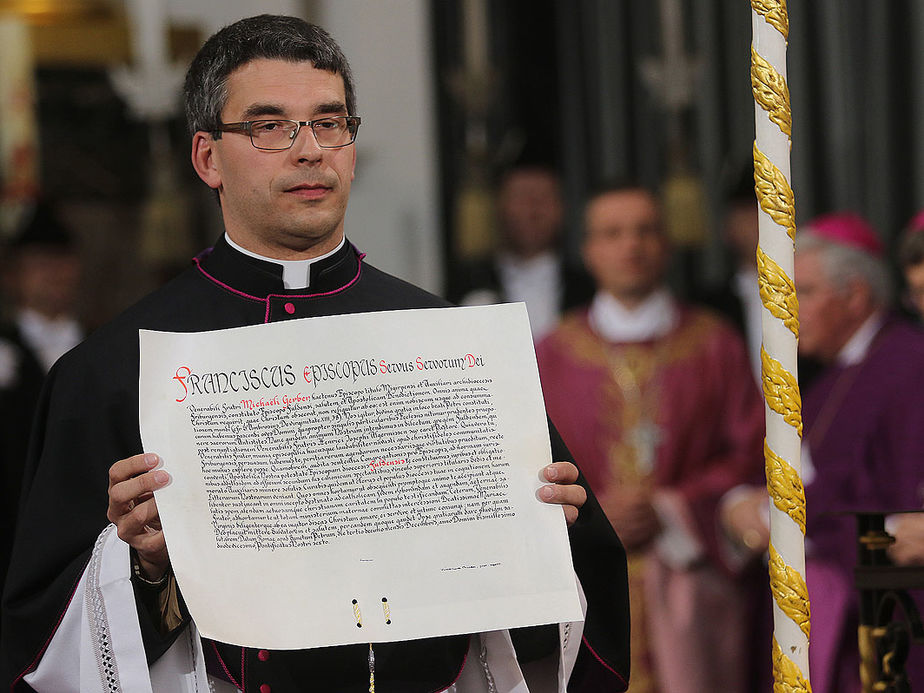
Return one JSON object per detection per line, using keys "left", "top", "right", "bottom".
{"left": 805, "top": 212, "right": 884, "bottom": 257}
{"left": 906, "top": 210, "right": 924, "bottom": 234}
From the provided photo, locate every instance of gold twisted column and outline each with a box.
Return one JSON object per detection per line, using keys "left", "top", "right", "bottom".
{"left": 752, "top": 0, "right": 811, "bottom": 689}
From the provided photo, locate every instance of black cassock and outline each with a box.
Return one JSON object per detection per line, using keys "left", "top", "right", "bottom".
{"left": 0, "top": 323, "right": 45, "bottom": 629}
{"left": 1, "top": 237, "right": 629, "bottom": 692}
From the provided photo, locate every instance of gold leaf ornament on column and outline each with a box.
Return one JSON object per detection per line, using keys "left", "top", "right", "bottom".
{"left": 751, "top": 0, "right": 790, "bottom": 40}
{"left": 760, "top": 346, "right": 803, "bottom": 437}
{"left": 753, "top": 143, "right": 796, "bottom": 241}
{"left": 757, "top": 245, "right": 799, "bottom": 337}
{"left": 772, "top": 637, "right": 812, "bottom": 693}
{"left": 750, "top": 46, "right": 792, "bottom": 137}
{"left": 764, "top": 440, "right": 806, "bottom": 534}
{"left": 769, "top": 544, "right": 811, "bottom": 639}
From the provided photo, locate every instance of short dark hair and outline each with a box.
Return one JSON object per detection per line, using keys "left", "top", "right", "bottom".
{"left": 584, "top": 178, "right": 655, "bottom": 210}
{"left": 183, "top": 14, "right": 357, "bottom": 136}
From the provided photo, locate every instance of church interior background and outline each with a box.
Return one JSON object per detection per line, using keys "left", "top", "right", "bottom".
{"left": 0, "top": 0, "right": 921, "bottom": 330}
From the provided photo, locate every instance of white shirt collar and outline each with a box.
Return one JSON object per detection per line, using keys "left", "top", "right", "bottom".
{"left": 731, "top": 268, "right": 764, "bottom": 383}
{"left": 496, "top": 249, "right": 558, "bottom": 273}
{"left": 496, "top": 251, "right": 561, "bottom": 340}
{"left": 836, "top": 310, "right": 886, "bottom": 366}
{"left": 17, "top": 308, "right": 83, "bottom": 371}
{"left": 224, "top": 233, "right": 346, "bottom": 290}
{"left": 588, "top": 287, "right": 678, "bottom": 343}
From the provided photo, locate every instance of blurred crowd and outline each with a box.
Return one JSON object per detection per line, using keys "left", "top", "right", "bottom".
{"left": 452, "top": 163, "right": 924, "bottom": 693}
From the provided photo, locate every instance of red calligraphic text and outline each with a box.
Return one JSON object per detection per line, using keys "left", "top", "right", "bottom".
{"left": 465, "top": 353, "right": 485, "bottom": 367}
{"left": 369, "top": 457, "right": 407, "bottom": 471}
{"left": 174, "top": 365, "right": 192, "bottom": 403}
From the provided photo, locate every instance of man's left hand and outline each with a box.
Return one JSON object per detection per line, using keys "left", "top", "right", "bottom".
{"left": 538, "top": 461, "right": 587, "bottom": 526}
{"left": 889, "top": 514, "right": 924, "bottom": 566}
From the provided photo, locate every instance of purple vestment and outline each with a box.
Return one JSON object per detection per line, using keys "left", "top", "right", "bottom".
{"left": 804, "top": 315, "right": 924, "bottom": 692}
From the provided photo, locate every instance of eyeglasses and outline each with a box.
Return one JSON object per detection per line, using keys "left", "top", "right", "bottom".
{"left": 213, "top": 116, "right": 361, "bottom": 151}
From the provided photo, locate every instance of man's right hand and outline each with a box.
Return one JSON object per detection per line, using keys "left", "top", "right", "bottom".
{"left": 598, "top": 485, "right": 661, "bottom": 551}
{"left": 720, "top": 487, "right": 771, "bottom": 555}
{"left": 107, "top": 453, "right": 171, "bottom": 580}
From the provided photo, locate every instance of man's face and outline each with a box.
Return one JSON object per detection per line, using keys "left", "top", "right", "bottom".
{"left": 16, "top": 248, "right": 80, "bottom": 318}
{"left": 582, "top": 189, "right": 668, "bottom": 304}
{"left": 192, "top": 58, "right": 356, "bottom": 259}
{"left": 498, "top": 170, "right": 562, "bottom": 257}
{"left": 794, "top": 249, "right": 858, "bottom": 361}
{"left": 725, "top": 201, "right": 759, "bottom": 267}
{"left": 905, "top": 262, "right": 924, "bottom": 319}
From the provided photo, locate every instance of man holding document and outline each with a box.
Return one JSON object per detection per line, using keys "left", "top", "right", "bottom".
{"left": 1, "top": 15, "right": 629, "bottom": 693}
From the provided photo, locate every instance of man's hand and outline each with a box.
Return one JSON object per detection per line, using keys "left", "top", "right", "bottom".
{"left": 107, "top": 453, "right": 171, "bottom": 580}
{"left": 538, "top": 461, "right": 587, "bottom": 526}
{"left": 889, "top": 514, "right": 924, "bottom": 566}
{"left": 720, "top": 488, "right": 770, "bottom": 555}
{"left": 598, "top": 485, "right": 660, "bottom": 550}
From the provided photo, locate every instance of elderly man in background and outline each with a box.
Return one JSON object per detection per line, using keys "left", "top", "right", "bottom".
{"left": 536, "top": 182, "right": 765, "bottom": 693}
{"left": 725, "top": 212, "right": 924, "bottom": 693}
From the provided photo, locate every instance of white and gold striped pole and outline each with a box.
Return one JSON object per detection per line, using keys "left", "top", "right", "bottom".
{"left": 751, "top": 1, "right": 812, "bottom": 690}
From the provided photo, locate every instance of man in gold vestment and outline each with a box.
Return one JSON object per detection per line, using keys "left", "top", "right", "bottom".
{"left": 536, "top": 183, "right": 765, "bottom": 692}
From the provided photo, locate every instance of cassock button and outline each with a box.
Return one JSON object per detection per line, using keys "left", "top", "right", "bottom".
{"left": 259, "top": 685, "right": 271, "bottom": 693}
{"left": 258, "top": 649, "right": 270, "bottom": 661}
{"left": 284, "top": 302, "right": 296, "bottom": 315}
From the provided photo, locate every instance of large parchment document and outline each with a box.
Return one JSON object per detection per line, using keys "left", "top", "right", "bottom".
{"left": 139, "top": 303, "right": 582, "bottom": 650}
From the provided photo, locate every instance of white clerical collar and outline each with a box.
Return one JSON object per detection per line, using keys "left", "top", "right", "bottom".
{"left": 497, "top": 249, "right": 558, "bottom": 273}
{"left": 588, "top": 287, "right": 678, "bottom": 343}
{"left": 224, "top": 233, "right": 346, "bottom": 289}
{"left": 836, "top": 310, "right": 886, "bottom": 367}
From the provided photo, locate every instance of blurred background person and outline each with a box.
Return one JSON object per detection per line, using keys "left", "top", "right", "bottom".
{"left": 724, "top": 212, "right": 924, "bottom": 693}
{"left": 446, "top": 163, "right": 593, "bottom": 340}
{"left": 5, "top": 202, "right": 84, "bottom": 373}
{"left": 535, "top": 182, "right": 764, "bottom": 693}
{"left": 890, "top": 211, "right": 924, "bottom": 578}
{"left": 0, "top": 203, "right": 82, "bottom": 623}
{"left": 898, "top": 209, "right": 924, "bottom": 321}
{"left": 0, "top": 290, "right": 44, "bottom": 644}
{"left": 698, "top": 169, "right": 822, "bottom": 388}
{"left": 696, "top": 170, "right": 762, "bottom": 381}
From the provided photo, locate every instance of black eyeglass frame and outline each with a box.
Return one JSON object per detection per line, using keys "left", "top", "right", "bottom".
{"left": 212, "top": 115, "right": 362, "bottom": 150}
